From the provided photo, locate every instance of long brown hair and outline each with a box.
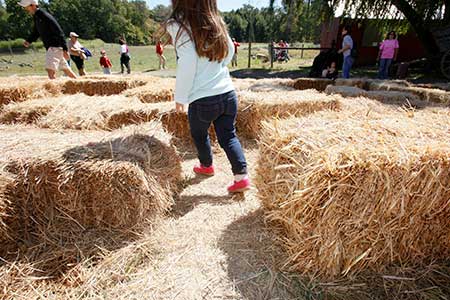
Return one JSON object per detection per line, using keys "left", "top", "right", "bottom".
{"left": 168, "top": 0, "right": 229, "bottom": 61}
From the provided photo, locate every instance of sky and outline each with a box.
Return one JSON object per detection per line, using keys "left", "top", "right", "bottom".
{"left": 147, "top": 0, "right": 278, "bottom": 11}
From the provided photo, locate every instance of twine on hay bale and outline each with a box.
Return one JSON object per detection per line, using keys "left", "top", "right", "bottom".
{"left": 0, "top": 98, "right": 57, "bottom": 124}
{"left": 124, "top": 78, "right": 175, "bottom": 103}
{"left": 38, "top": 95, "right": 172, "bottom": 130}
{"left": 0, "top": 123, "right": 182, "bottom": 255}
{"left": 256, "top": 110, "right": 450, "bottom": 280}
{"left": 62, "top": 78, "right": 146, "bottom": 96}
{"left": 291, "top": 78, "right": 333, "bottom": 91}
{"left": 237, "top": 90, "right": 341, "bottom": 139}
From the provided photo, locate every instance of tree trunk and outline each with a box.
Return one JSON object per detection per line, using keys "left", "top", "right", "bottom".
{"left": 392, "top": 0, "right": 440, "bottom": 61}
{"left": 284, "top": 0, "right": 296, "bottom": 39}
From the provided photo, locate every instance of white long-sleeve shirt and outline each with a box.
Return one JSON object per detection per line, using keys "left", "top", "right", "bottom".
{"left": 167, "top": 21, "right": 235, "bottom": 105}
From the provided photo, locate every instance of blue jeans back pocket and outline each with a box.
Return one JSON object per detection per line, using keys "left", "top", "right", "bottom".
{"left": 196, "top": 102, "right": 223, "bottom": 123}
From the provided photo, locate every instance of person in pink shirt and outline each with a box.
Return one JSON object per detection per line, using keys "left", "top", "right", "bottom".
{"left": 377, "top": 31, "right": 399, "bottom": 79}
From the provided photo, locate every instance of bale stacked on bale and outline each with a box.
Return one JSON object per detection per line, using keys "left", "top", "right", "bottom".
{"left": 62, "top": 78, "right": 146, "bottom": 96}
{"left": 0, "top": 98, "right": 58, "bottom": 124}
{"left": 325, "top": 85, "right": 368, "bottom": 98}
{"left": 334, "top": 78, "right": 373, "bottom": 90}
{"left": 0, "top": 123, "right": 182, "bottom": 250}
{"left": 256, "top": 110, "right": 450, "bottom": 280}
{"left": 237, "top": 90, "right": 341, "bottom": 139}
{"left": 368, "top": 81, "right": 450, "bottom": 105}
{"left": 291, "top": 78, "right": 334, "bottom": 91}
{"left": 124, "top": 78, "right": 175, "bottom": 103}
{"left": 38, "top": 95, "right": 172, "bottom": 130}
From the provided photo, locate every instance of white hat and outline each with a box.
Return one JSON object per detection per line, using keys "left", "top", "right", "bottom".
{"left": 69, "top": 32, "right": 79, "bottom": 38}
{"left": 17, "top": 0, "right": 37, "bottom": 7}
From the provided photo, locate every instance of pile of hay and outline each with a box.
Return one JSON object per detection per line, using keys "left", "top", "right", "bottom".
{"left": 0, "top": 98, "right": 58, "bottom": 124}
{"left": 233, "top": 78, "right": 296, "bottom": 92}
{"left": 256, "top": 109, "right": 450, "bottom": 280}
{"left": 160, "top": 110, "right": 217, "bottom": 145}
{"left": 291, "top": 78, "right": 333, "bottom": 92}
{"left": 0, "top": 123, "right": 182, "bottom": 255}
{"left": 334, "top": 78, "right": 373, "bottom": 90}
{"left": 0, "top": 80, "right": 61, "bottom": 107}
{"left": 237, "top": 90, "right": 341, "bottom": 139}
{"left": 37, "top": 95, "right": 172, "bottom": 130}
{"left": 325, "top": 85, "right": 368, "bottom": 98}
{"left": 368, "top": 81, "right": 450, "bottom": 105}
{"left": 62, "top": 78, "right": 146, "bottom": 96}
{"left": 124, "top": 78, "right": 175, "bottom": 103}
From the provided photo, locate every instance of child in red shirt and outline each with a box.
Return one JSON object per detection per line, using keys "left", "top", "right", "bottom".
{"left": 156, "top": 40, "right": 166, "bottom": 70}
{"left": 99, "top": 49, "right": 112, "bottom": 74}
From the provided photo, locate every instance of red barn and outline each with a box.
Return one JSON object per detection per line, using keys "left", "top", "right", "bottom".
{"left": 321, "top": 18, "right": 426, "bottom": 65}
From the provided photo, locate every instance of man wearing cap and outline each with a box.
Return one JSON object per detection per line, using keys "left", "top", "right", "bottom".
{"left": 18, "top": 0, "right": 76, "bottom": 79}
{"left": 67, "top": 32, "right": 86, "bottom": 76}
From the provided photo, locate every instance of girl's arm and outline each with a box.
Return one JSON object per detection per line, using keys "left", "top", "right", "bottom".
{"left": 168, "top": 23, "right": 198, "bottom": 105}
{"left": 222, "top": 35, "right": 235, "bottom": 66}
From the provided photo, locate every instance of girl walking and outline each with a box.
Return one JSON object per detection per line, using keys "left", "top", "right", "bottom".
{"left": 378, "top": 31, "right": 399, "bottom": 79}
{"left": 164, "top": 0, "right": 250, "bottom": 193}
{"left": 156, "top": 40, "right": 167, "bottom": 70}
{"left": 119, "top": 38, "right": 131, "bottom": 74}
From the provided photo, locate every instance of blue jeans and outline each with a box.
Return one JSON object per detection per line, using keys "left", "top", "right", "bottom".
{"left": 378, "top": 58, "right": 393, "bottom": 79}
{"left": 342, "top": 56, "right": 353, "bottom": 79}
{"left": 188, "top": 90, "right": 247, "bottom": 175}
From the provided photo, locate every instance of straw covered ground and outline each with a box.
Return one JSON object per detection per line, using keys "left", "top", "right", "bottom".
{"left": 236, "top": 90, "right": 342, "bottom": 139}
{"left": 256, "top": 108, "right": 450, "bottom": 280}
{"left": 0, "top": 123, "right": 182, "bottom": 275}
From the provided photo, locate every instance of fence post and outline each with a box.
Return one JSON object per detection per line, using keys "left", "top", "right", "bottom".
{"left": 301, "top": 43, "right": 304, "bottom": 59}
{"left": 247, "top": 41, "right": 252, "bottom": 69}
{"left": 270, "top": 43, "right": 273, "bottom": 69}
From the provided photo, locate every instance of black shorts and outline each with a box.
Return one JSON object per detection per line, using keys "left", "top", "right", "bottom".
{"left": 70, "top": 55, "right": 84, "bottom": 70}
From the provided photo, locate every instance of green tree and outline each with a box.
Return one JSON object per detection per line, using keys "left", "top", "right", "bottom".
{"left": 5, "top": 0, "right": 33, "bottom": 39}
{"left": 151, "top": 4, "right": 171, "bottom": 23}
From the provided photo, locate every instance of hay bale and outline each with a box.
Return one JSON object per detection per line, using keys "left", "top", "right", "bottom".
{"left": 233, "top": 78, "right": 296, "bottom": 92}
{"left": 237, "top": 90, "right": 341, "bottom": 139}
{"left": 0, "top": 123, "right": 182, "bottom": 247}
{"left": 0, "top": 98, "right": 57, "bottom": 124}
{"left": 38, "top": 95, "right": 172, "bottom": 130}
{"left": 368, "top": 81, "right": 450, "bottom": 105}
{"left": 160, "top": 110, "right": 217, "bottom": 145}
{"left": 256, "top": 110, "right": 450, "bottom": 280}
{"left": 334, "top": 78, "right": 373, "bottom": 90}
{"left": 0, "top": 79, "right": 62, "bottom": 108}
{"left": 0, "top": 170, "right": 16, "bottom": 249}
{"left": 62, "top": 78, "right": 146, "bottom": 96}
{"left": 124, "top": 78, "right": 175, "bottom": 103}
{"left": 292, "top": 78, "right": 334, "bottom": 91}
{"left": 325, "top": 85, "right": 368, "bottom": 98}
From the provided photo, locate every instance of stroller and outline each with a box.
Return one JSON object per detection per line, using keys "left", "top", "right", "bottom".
{"left": 276, "top": 49, "right": 290, "bottom": 63}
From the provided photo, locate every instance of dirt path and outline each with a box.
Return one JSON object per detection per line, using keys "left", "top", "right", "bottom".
{"left": 143, "top": 142, "right": 303, "bottom": 300}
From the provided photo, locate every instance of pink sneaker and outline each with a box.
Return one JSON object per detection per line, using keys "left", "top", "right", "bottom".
{"left": 227, "top": 178, "right": 251, "bottom": 193}
{"left": 193, "top": 164, "right": 215, "bottom": 176}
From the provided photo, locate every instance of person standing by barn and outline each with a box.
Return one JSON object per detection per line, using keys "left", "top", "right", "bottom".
{"left": 377, "top": 31, "right": 399, "bottom": 79}
{"left": 338, "top": 25, "right": 354, "bottom": 79}
{"left": 164, "top": 0, "right": 250, "bottom": 193}
{"left": 18, "top": 0, "right": 76, "bottom": 79}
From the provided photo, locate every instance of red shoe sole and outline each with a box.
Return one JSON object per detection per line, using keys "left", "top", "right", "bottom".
{"left": 228, "top": 186, "right": 251, "bottom": 193}
{"left": 193, "top": 169, "right": 215, "bottom": 176}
